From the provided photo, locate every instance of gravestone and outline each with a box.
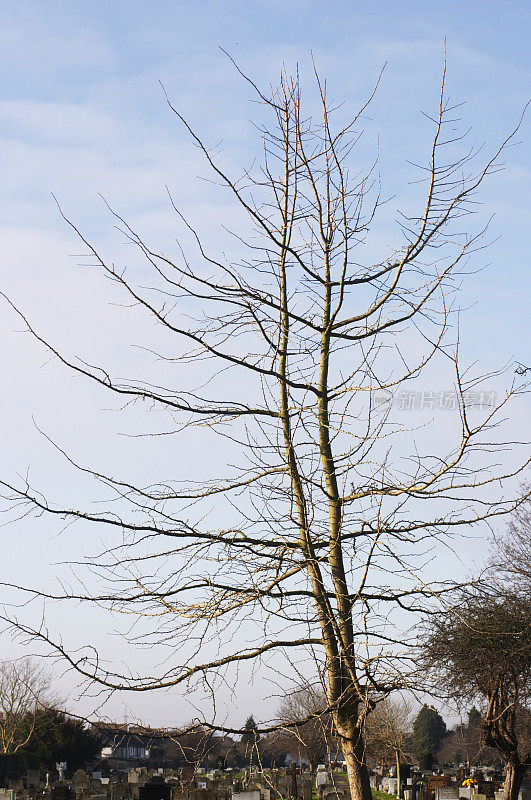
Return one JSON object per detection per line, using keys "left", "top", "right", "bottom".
{"left": 300, "top": 775, "right": 312, "bottom": 800}
{"left": 111, "top": 784, "right": 131, "bottom": 800}
{"left": 316, "top": 769, "right": 329, "bottom": 792}
{"left": 53, "top": 787, "right": 73, "bottom": 800}
{"left": 321, "top": 788, "right": 349, "bottom": 800}
{"left": 435, "top": 789, "right": 459, "bottom": 800}
{"left": 476, "top": 784, "right": 498, "bottom": 799}
{"left": 428, "top": 777, "right": 451, "bottom": 800}
{"left": 27, "top": 770, "right": 40, "bottom": 787}
{"left": 232, "top": 792, "right": 260, "bottom": 800}
{"left": 139, "top": 784, "right": 171, "bottom": 800}
{"left": 74, "top": 771, "right": 91, "bottom": 800}
{"left": 273, "top": 777, "right": 291, "bottom": 799}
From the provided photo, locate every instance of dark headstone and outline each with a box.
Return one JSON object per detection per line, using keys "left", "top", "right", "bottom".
{"left": 53, "top": 787, "right": 73, "bottom": 800}
{"left": 139, "top": 784, "right": 171, "bottom": 800}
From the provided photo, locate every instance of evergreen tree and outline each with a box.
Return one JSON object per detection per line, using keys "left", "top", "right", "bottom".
{"left": 23, "top": 709, "right": 102, "bottom": 772}
{"left": 468, "top": 707, "right": 481, "bottom": 729}
{"left": 240, "top": 716, "right": 260, "bottom": 747}
{"left": 412, "top": 705, "right": 446, "bottom": 769}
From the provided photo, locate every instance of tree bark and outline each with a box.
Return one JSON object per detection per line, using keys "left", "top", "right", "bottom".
{"left": 502, "top": 760, "right": 527, "bottom": 800}
{"left": 342, "top": 735, "right": 372, "bottom": 800}
{"left": 395, "top": 749, "right": 402, "bottom": 800}
{"left": 334, "top": 711, "right": 371, "bottom": 800}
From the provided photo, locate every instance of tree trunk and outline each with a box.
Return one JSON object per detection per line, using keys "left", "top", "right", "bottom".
{"left": 395, "top": 749, "right": 401, "bottom": 800}
{"left": 502, "top": 760, "right": 526, "bottom": 800}
{"left": 340, "top": 732, "right": 372, "bottom": 800}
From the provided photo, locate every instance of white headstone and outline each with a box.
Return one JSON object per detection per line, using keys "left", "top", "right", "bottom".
{"left": 316, "top": 770, "right": 329, "bottom": 789}
{"left": 435, "top": 789, "right": 459, "bottom": 800}
{"left": 232, "top": 792, "right": 261, "bottom": 800}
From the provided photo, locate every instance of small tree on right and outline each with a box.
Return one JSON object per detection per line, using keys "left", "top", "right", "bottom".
{"left": 491, "top": 488, "right": 531, "bottom": 595}
{"left": 422, "top": 590, "right": 531, "bottom": 800}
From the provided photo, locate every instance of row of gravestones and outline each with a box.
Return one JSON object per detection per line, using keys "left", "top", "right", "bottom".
{"left": 71, "top": 767, "right": 341, "bottom": 800}
{"left": 73, "top": 771, "right": 110, "bottom": 800}
{"left": 171, "top": 790, "right": 229, "bottom": 800}
{"left": 73, "top": 768, "right": 188, "bottom": 798}
{"left": 263, "top": 772, "right": 314, "bottom": 800}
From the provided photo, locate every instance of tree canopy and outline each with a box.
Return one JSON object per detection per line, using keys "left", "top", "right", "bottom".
{"left": 22, "top": 709, "right": 102, "bottom": 772}
{"left": 0, "top": 659, "right": 50, "bottom": 756}
{"left": 423, "top": 589, "right": 530, "bottom": 800}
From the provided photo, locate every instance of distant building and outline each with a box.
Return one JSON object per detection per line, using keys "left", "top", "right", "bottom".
{"left": 93, "top": 723, "right": 162, "bottom": 771}
{"left": 92, "top": 723, "right": 231, "bottom": 771}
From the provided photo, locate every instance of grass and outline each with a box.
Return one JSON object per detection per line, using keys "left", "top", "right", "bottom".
{"left": 372, "top": 791, "right": 397, "bottom": 800}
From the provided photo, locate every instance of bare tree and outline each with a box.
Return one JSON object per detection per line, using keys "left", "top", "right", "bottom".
{"left": 436, "top": 707, "right": 485, "bottom": 768}
{"left": 491, "top": 485, "right": 531, "bottom": 595}
{"left": 278, "top": 684, "right": 336, "bottom": 771}
{"left": 365, "top": 698, "right": 412, "bottom": 797}
{"left": 0, "top": 659, "right": 50, "bottom": 756}
{"left": 0, "top": 58, "right": 528, "bottom": 800}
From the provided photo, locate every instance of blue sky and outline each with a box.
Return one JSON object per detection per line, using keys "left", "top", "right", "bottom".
{"left": 0, "top": 1, "right": 529, "bottom": 728}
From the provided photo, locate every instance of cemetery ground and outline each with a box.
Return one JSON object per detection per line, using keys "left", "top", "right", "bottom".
{"left": 0, "top": 737, "right": 527, "bottom": 800}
